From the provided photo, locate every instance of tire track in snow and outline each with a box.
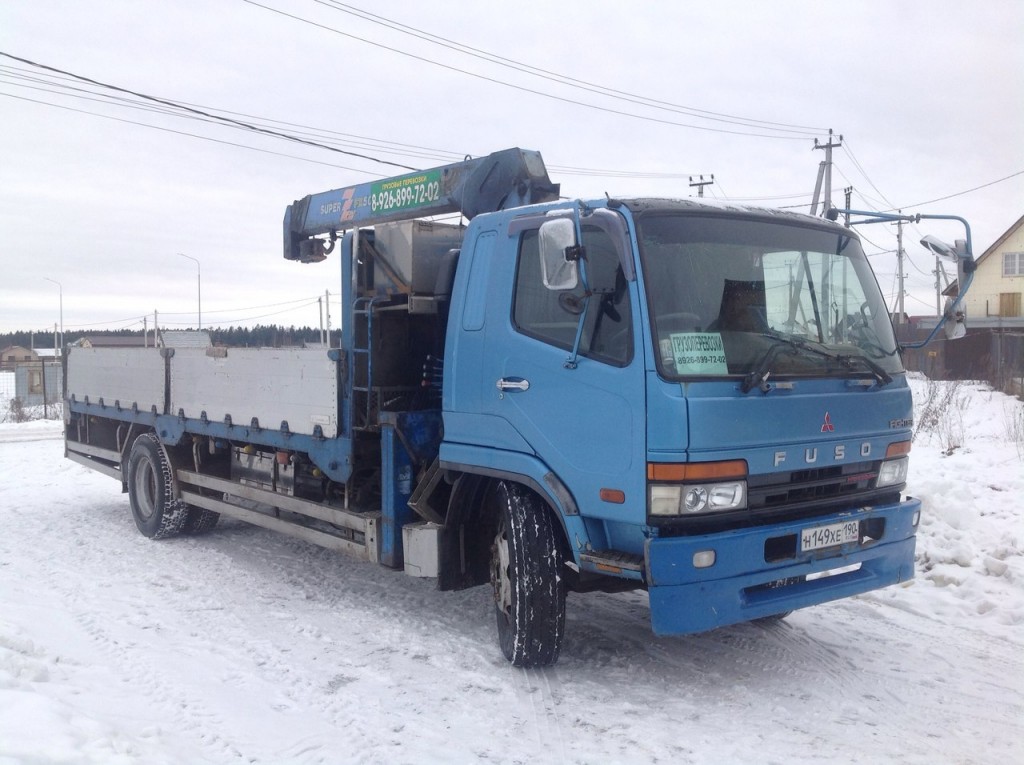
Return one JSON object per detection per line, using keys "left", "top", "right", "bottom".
{"left": 556, "top": 587, "right": 1022, "bottom": 764}
{"left": 177, "top": 527, "right": 507, "bottom": 762}
{"left": 2, "top": 452, "right": 393, "bottom": 762}
{"left": 506, "top": 666, "right": 569, "bottom": 762}
{"left": 17, "top": 499, "right": 251, "bottom": 761}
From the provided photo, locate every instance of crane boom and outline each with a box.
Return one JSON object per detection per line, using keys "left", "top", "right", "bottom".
{"left": 283, "top": 147, "right": 559, "bottom": 262}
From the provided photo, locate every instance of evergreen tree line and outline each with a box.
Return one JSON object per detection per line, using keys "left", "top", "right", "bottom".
{"left": 1, "top": 325, "right": 338, "bottom": 350}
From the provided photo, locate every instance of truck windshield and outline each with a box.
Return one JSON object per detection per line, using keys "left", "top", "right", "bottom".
{"left": 637, "top": 213, "right": 903, "bottom": 381}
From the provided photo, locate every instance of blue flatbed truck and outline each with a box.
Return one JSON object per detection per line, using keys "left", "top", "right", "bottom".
{"left": 64, "top": 148, "right": 975, "bottom": 666}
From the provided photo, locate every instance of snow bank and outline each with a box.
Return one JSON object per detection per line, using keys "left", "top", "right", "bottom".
{"left": 898, "top": 376, "right": 1024, "bottom": 631}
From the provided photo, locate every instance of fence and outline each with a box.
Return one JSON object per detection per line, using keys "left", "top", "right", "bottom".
{"left": 898, "top": 325, "right": 1024, "bottom": 396}
{"left": 13, "top": 359, "right": 64, "bottom": 413}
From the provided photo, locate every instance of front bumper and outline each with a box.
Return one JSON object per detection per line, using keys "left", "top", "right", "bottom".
{"left": 645, "top": 498, "right": 919, "bottom": 635}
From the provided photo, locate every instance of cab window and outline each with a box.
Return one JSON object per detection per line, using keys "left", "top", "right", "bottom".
{"left": 513, "top": 225, "right": 632, "bottom": 365}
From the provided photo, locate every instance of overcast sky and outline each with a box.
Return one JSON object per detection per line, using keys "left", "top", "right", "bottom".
{"left": 2, "top": 0, "right": 1022, "bottom": 338}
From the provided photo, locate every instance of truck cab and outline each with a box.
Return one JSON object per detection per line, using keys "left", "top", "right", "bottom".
{"left": 435, "top": 196, "right": 919, "bottom": 662}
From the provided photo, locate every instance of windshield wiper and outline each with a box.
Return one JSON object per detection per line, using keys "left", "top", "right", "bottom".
{"left": 833, "top": 351, "right": 892, "bottom": 387}
{"left": 741, "top": 332, "right": 891, "bottom": 394}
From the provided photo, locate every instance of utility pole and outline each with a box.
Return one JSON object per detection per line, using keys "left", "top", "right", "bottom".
{"left": 894, "top": 214, "right": 906, "bottom": 324}
{"left": 811, "top": 129, "right": 843, "bottom": 215}
{"left": 809, "top": 162, "right": 825, "bottom": 216}
{"left": 177, "top": 253, "right": 202, "bottom": 330}
{"left": 843, "top": 187, "right": 853, "bottom": 226}
{"left": 43, "top": 277, "right": 63, "bottom": 350}
{"left": 325, "top": 290, "right": 332, "bottom": 347}
{"left": 689, "top": 174, "right": 714, "bottom": 198}
{"left": 934, "top": 259, "right": 950, "bottom": 317}
{"left": 318, "top": 296, "right": 326, "bottom": 345}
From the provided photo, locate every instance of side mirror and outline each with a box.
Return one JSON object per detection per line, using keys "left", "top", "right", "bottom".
{"left": 920, "top": 234, "right": 959, "bottom": 261}
{"left": 942, "top": 298, "right": 966, "bottom": 340}
{"left": 921, "top": 235, "right": 974, "bottom": 341}
{"left": 538, "top": 218, "right": 579, "bottom": 291}
{"left": 834, "top": 208, "right": 976, "bottom": 351}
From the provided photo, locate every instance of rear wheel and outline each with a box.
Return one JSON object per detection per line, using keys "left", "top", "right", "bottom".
{"left": 489, "top": 481, "right": 566, "bottom": 667}
{"left": 126, "top": 433, "right": 189, "bottom": 539}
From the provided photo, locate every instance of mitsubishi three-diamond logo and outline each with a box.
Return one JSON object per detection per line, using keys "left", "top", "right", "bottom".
{"left": 821, "top": 412, "right": 835, "bottom": 433}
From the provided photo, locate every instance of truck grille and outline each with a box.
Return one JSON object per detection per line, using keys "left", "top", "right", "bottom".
{"left": 650, "top": 459, "right": 899, "bottom": 537}
{"left": 747, "top": 461, "right": 879, "bottom": 511}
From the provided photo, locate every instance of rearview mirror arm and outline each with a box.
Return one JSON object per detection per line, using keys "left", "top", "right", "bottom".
{"left": 828, "top": 207, "right": 976, "bottom": 350}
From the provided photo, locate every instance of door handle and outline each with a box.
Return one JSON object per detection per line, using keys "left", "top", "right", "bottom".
{"left": 496, "top": 378, "right": 530, "bottom": 392}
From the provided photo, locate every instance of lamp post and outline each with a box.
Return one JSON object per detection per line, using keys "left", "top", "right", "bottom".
{"left": 43, "top": 277, "right": 63, "bottom": 350}
{"left": 177, "top": 253, "right": 202, "bottom": 330}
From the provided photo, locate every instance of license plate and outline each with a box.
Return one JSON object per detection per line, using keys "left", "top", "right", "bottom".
{"left": 800, "top": 520, "right": 860, "bottom": 552}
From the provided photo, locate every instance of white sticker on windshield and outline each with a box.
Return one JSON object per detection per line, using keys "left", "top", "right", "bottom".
{"left": 670, "top": 332, "right": 729, "bottom": 375}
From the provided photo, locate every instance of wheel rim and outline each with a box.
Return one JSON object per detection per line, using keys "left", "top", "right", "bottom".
{"left": 491, "top": 523, "right": 511, "bottom": 621}
{"left": 133, "top": 454, "right": 158, "bottom": 521}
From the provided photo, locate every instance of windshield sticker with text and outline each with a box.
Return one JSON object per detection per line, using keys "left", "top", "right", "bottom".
{"left": 670, "top": 332, "right": 728, "bottom": 375}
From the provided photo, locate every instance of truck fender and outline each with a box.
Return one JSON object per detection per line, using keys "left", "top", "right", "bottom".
{"left": 436, "top": 456, "right": 589, "bottom": 590}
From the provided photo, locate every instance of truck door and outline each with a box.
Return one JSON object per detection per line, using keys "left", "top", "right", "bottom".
{"left": 479, "top": 217, "right": 647, "bottom": 524}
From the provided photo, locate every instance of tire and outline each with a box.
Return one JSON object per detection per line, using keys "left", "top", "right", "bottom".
{"left": 489, "top": 481, "right": 566, "bottom": 667}
{"left": 182, "top": 506, "right": 220, "bottom": 535}
{"left": 126, "top": 433, "right": 189, "bottom": 540}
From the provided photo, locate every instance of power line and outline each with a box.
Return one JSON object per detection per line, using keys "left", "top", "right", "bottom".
{"left": 841, "top": 140, "right": 897, "bottom": 210}
{"left": 0, "top": 51, "right": 418, "bottom": 172}
{"left": 900, "top": 169, "right": 1024, "bottom": 209}
{"left": 2, "top": 61, "right": 483, "bottom": 167}
{"left": 905, "top": 293, "right": 936, "bottom": 310}
{"left": 315, "top": 0, "right": 826, "bottom": 135}
{"left": 0, "top": 91, "right": 385, "bottom": 175}
{"left": 730, "top": 189, "right": 840, "bottom": 203}
{"left": 843, "top": 137, "right": 1024, "bottom": 211}
{"left": 0, "top": 63, "right": 718, "bottom": 184}
{"left": 157, "top": 299, "right": 322, "bottom": 326}
{"left": 62, "top": 315, "right": 152, "bottom": 330}
{"left": 157, "top": 295, "right": 322, "bottom": 316}
{"left": 58, "top": 297, "right": 327, "bottom": 333}
{"left": 549, "top": 163, "right": 699, "bottom": 179}
{"left": 0, "top": 64, "right": 460, "bottom": 168}
{"left": 856, "top": 229, "right": 890, "bottom": 253}
{"left": 0, "top": 61, "right": 470, "bottom": 165}
{"left": 777, "top": 190, "right": 843, "bottom": 209}
{"left": 19, "top": 44, "right": 1011, "bottom": 216}
{"left": 851, "top": 186, "right": 890, "bottom": 213}
{"left": 1, "top": 87, "right": 721, "bottom": 187}
{"left": 243, "top": 1, "right": 815, "bottom": 140}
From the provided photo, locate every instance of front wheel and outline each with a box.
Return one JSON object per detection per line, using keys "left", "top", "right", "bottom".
{"left": 126, "top": 433, "right": 190, "bottom": 539}
{"left": 490, "top": 481, "right": 566, "bottom": 667}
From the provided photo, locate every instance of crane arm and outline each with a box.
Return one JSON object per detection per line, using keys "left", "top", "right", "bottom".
{"left": 283, "top": 147, "right": 559, "bottom": 262}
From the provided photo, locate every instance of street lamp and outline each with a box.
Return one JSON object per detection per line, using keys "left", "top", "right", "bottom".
{"left": 177, "top": 253, "right": 201, "bottom": 330}
{"left": 43, "top": 277, "right": 63, "bottom": 350}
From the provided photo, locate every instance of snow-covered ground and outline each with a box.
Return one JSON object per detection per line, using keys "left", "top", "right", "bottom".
{"left": 1, "top": 378, "right": 1021, "bottom": 764}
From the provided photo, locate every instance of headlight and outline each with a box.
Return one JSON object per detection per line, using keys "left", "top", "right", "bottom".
{"left": 648, "top": 461, "right": 748, "bottom": 517}
{"left": 649, "top": 481, "right": 747, "bottom": 515}
{"left": 650, "top": 485, "right": 685, "bottom": 516}
{"left": 877, "top": 456, "right": 909, "bottom": 488}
